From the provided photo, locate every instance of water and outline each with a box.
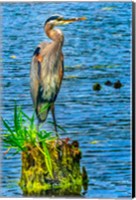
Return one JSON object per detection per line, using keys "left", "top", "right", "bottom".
{"left": 1, "top": 2, "right": 132, "bottom": 198}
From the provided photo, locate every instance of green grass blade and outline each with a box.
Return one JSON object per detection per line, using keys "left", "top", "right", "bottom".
{"left": 11, "top": 149, "right": 21, "bottom": 156}
{"left": 2, "top": 118, "right": 14, "bottom": 135}
{"left": 14, "top": 103, "right": 18, "bottom": 132}
{"left": 30, "top": 113, "right": 35, "bottom": 129}
{"left": 17, "top": 107, "right": 23, "bottom": 129}
{"left": 37, "top": 131, "right": 52, "bottom": 141}
{"left": 20, "top": 110, "right": 31, "bottom": 122}
{"left": 3, "top": 135, "right": 24, "bottom": 151}
{"left": 39, "top": 103, "right": 51, "bottom": 114}
{"left": 48, "top": 121, "right": 66, "bottom": 133}
{"left": 35, "top": 143, "right": 53, "bottom": 178}
{"left": 42, "top": 143, "right": 53, "bottom": 178}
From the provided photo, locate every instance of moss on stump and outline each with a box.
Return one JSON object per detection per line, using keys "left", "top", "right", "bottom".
{"left": 19, "top": 138, "right": 88, "bottom": 196}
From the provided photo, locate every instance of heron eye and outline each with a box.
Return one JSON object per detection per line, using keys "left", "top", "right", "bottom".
{"left": 57, "top": 18, "right": 63, "bottom": 21}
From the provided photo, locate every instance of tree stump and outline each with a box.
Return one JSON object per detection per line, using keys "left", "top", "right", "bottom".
{"left": 19, "top": 138, "right": 88, "bottom": 196}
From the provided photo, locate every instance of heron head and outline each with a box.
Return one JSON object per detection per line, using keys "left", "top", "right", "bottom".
{"left": 45, "top": 15, "right": 86, "bottom": 26}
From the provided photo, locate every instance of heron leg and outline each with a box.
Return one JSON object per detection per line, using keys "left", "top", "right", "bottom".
{"left": 36, "top": 121, "right": 40, "bottom": 132}
{"left": 51, "top": 104, "right": 59, "bottom": 137}
{"left": 36, "top": 119, "right": 44, "bottom": 131}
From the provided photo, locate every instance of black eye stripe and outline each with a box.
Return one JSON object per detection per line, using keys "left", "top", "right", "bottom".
{"left": 57, "top": 18, "right": 63, "bottom": 21}
{"left": 45, "top": 16, "right": 63, "bottom": 24}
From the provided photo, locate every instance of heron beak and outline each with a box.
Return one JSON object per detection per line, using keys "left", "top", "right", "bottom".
{"left": 63, "top": 17, "right": 87, "bottom": 24}
{"left": 57, "top": 17, "right": 87, "bottom": 25}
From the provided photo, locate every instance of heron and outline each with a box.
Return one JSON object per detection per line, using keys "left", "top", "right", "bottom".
{"left": 30, "top": 15, "right": 86, "bottom": 135}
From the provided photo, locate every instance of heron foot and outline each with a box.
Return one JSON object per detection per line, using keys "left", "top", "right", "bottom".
{"left": 55, "top": 131, "right": 60, "bottom": 139}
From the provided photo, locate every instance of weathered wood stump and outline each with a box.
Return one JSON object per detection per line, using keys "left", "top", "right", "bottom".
{"left": 19, "top": 138, "right": 88, "bottom": 196}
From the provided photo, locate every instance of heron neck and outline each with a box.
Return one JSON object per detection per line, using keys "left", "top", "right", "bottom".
{"left": 45, "top": 24, "right": 64, "bottom": 44}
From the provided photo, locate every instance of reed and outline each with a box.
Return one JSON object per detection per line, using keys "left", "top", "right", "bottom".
{"left": 2, "top": 104, "right": 55, "bottom": 178}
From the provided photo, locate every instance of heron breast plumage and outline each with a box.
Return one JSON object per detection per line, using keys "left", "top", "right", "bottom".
{"left": 40, "top": 71, "right": 61, "bottom": 103}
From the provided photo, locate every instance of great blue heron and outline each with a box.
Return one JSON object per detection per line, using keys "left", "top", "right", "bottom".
{"left": 30, "top": 15, "right": 86, "bottom": 134}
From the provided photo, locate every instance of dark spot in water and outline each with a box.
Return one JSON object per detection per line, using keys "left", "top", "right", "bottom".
{"left": 93, "top": 83, "right": 102, "bottom": 91}
{"left": 114, "top": 80, "right": 122, "bottom": 89}
{"left": 105, "top": 80, "right": 112, "bottom": 86}
{"left": 5, "top": 82, "right": 11, "bottom": 87}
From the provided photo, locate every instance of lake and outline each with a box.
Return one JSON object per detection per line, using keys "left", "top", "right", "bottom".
{"left": 1, "top": 2, "right": 132, "bottom": 198}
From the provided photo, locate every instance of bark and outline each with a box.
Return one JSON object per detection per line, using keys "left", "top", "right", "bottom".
{"left": 19, "top": 138, "right": 88, "bottom": 196}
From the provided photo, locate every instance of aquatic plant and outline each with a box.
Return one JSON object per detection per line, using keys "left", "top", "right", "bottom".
{"left": 2, "top": 104, "right": 55, "bottom": 178}
{"left": 2, "top": 104, "right": 88, "bottom": 195}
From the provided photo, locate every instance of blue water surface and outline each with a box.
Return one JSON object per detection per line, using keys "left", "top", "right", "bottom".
{"left": 1, "top": 2, "right": 132, "bottom": 198}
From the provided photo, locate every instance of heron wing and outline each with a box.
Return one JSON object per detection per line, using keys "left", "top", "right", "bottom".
{"left": 30, "top": 54, "right": 40, "bottom": 109}
{"left": 30, "top": 42, "right": 49, "bottom": 109}
{"left": 30, "top": 42, "right": 64, "bottom": 122}
{"left": 58, "top": 52, "right": 64, "bottom": 88}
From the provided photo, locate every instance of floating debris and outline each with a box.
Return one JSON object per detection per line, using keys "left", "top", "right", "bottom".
{"left": 90, "top": 140, "right": 99, "bottom": 144}
{"left": 92, "top": 65, "right": 117, "bottom": 69}
{"left": 75, "top": 64, "right": 82, "bottom": 68}
{"left": 66, "top": 75, "right": 78, "bottom": 79}
{"left": 102, "top": 7, "right": 114, "bottom": 11}
{"left": 105, "top": 80, "right": 112, "bottom": 86}
{"left": 10, "top": 55, "right": 17, "bottom": 59}
{"left": 93, "top": 83, "right": 102, "bottom": 91}
{"left": 114, "top": 80, "right": 122, "bottom": 89}
{"left": 92, "top": 65, "right": 103, "bottom": 69}
{"left": 5, "top": 82, "right": 11, "bottom": 87}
